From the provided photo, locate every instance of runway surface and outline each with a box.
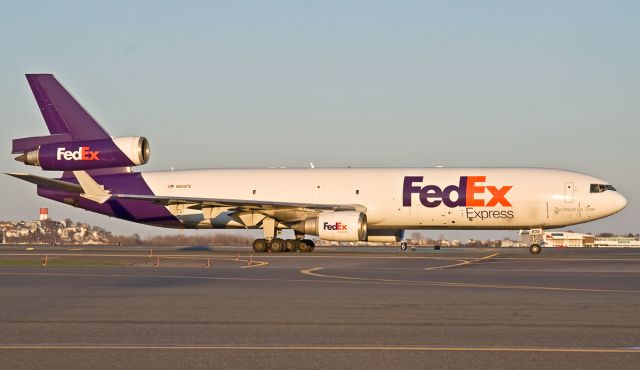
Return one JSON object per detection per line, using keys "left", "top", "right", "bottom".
{"left": 1, "top": 245, "right": 639, "bottom": 369}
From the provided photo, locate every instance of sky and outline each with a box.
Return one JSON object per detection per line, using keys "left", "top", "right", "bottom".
{"left": 0, "top": 0, "right": 638, "bottom": 240}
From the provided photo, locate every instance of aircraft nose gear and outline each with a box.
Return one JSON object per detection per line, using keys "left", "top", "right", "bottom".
{"left": 522, "top": 228, "right": 544, "bottom": 255}
{"left": 529, "top": 243, "right": 542, "bottom": 254}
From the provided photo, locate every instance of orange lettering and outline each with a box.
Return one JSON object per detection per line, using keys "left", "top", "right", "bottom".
{"left": 486, "top": 186, "right": 512, "bottom": 207}
{"left": 466, "top": 176, "right": 485, "bottom": 206}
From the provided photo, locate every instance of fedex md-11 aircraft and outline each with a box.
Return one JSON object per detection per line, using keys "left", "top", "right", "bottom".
{"left": 9, "top": 74, "right": 627, "bottom": 254}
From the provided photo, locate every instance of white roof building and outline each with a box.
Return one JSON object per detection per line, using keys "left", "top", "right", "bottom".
{"left": 540, "top": 232, "right": 640, "bottom": 248}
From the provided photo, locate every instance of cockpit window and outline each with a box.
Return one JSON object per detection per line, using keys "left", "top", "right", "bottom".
{"left": 590, "top": 184, "right": 616, "bottom": 193}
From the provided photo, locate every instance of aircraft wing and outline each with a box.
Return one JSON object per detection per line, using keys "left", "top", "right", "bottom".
{"left": 112, "top": 193, "right": 364, "bottom": 211}
{"left": 7, "top": 171, "right": 366, "bottom": 222}
{"left": 6, "top": 172, "right": 83, "bottom": 193}
{"left": 111, "top": 193, "right": 366, "bottom": 222}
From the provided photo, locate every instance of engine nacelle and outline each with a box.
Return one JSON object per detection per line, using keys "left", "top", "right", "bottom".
{"left": 293, "top": 211, "right": 367, "bottom": 242}
{"left": 16, "top": 137, "right": 150, "bottom": 171}
{"left": 366, "top": 229, "right": 405, "bottom": 243}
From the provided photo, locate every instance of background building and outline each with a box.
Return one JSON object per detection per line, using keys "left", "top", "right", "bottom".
{"left": 521, "top": 231, "right": 640, "bottom": 248}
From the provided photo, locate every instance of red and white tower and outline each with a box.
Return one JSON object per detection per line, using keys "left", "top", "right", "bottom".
{"left": 39, "top": 208, "right": 48, "bottom": 221}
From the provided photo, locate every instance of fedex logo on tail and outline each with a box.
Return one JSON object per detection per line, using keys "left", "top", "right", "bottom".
{"left": 403, "top": 176, "right": 512, "bottom": 208}
{"left": 56, "top": 147, "right": 100, "bottom": 161}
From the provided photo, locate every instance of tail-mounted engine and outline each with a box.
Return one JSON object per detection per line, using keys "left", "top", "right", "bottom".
{"left": 15, "top": 136, "right": 150, "bottom": 171}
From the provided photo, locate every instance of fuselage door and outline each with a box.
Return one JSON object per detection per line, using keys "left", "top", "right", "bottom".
{"left": 564, "top": 182, "right": 574, "bottom": 203}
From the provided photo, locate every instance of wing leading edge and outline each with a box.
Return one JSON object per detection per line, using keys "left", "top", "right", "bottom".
{"left": 110, "top": 193, "right": 366, "bottom": 222}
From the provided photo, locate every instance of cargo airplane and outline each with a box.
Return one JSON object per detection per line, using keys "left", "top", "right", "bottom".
{"left": 8, "top": 74, "right": 627, "bottom": 254}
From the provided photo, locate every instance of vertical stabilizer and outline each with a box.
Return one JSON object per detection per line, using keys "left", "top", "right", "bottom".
{"left": 25, "top": 74, "right": 111, "bottom": 140}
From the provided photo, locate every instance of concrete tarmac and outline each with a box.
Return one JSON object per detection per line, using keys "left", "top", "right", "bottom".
{"left": 0, "top": 245, "right": 639, "bottom": 369}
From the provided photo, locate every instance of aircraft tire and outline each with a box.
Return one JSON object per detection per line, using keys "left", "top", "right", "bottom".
{"left": 252, "top": 239, "right": 269, "bottom": 253}
{"left": 298, "top": 240, "right": 313, "bottom": 253}
{"left": 270, "top": 238, "right": 286, "bottom": 253}
{"left": 285, "top": 239, "right": 298, "bottom": 252}
{"left": 529, "top": 243, "right": 542, "bottom": 255}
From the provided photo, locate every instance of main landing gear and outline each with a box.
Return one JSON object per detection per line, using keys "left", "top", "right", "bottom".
{"left": 252, "top": 238, "right": 315, "bottom": 253}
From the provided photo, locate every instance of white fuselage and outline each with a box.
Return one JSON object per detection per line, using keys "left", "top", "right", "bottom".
{"left": 140, "top": 167, "right": 626, "bottom": 230}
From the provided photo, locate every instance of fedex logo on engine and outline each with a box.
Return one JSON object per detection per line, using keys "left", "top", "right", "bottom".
{"left": 56, "top": 147, "right": 100, "bottom": 161}
{"left": 323, "top": 222, "right": 348, "bottom": 231}
{"left": 403, "top": 176, "right": 512, "bottom": 208}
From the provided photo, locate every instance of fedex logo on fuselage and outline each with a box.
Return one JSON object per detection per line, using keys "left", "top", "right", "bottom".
{"left": 403, "top": 176, "right": 512, "bottom": 208}
{"left": 323, "top": 222, "right": 348, "bottom": 231}
{"left": 56, "top": 147, "right": 100, "bottom": 161}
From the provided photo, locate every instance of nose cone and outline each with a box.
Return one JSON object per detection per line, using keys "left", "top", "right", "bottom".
{"left": 610, "top": 192, "right": 627, "bottom": 214}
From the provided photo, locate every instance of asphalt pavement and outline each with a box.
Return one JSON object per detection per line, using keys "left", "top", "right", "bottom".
{"left": 0, "top": 245, "right": 639, "bottom": 369}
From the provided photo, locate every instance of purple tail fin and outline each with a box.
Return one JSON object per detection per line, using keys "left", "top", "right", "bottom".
{"left": 12, "top": 74, "right": 112, "bottom": 154}
{"left": 14, "top": 74, "right": 131, "bottom": 177}
{"left": 25, "top": 74, "right": 111, "bottom": 140}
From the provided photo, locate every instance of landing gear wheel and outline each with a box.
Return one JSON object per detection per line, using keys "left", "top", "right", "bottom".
{"left": 253, "top": 239, "right": 269, "bottom": 253}
{"left": 400, "top": 242, "right": 408, "bottom": 251}
{"left": 305, "top": 239, "right": 315, "bottom": 252}
{"left": 298, "top": 239, "right": 315, "bottom": 253}
{"left": 529, "top": 243, "right": 542, "bottom": 255}
{"left": 270, "top": 238, "right": 286, "bottom": 253}
{"left": 285, "top": 239, "right": 298, "bottom": 252}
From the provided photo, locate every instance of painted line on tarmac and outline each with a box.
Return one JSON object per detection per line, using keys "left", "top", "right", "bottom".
{"left": 0, "top": 344, "right": 638, "bottom": 353}
{"left": 2, "top": 270, "right": 638, "bottom": 293}
{"left": 424, "top": 253, "right": 500, "bottom": 271}
{"left": 0, "top": 252, "right": 488, "bottom": 261}
{"left": 0, "top": 253, "right": 267, "bottom": 268}
{"left": 300, "top": 268, "right": 640, "bottom": 293}
{"left": 494, "top": 257, "right": 640, "bottom": 262}
{"left": 462, "top": 268, "right": 640, "bottom": 274}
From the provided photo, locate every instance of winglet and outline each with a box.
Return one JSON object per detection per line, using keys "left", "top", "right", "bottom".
{"left": 72, "top": 171, "right": 111, "bottom": 204}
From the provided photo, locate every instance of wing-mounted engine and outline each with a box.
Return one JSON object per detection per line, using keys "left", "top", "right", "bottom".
{"left": 15, "top": 136, "right": 150, "bottom": 171}
{"left": 292, "top": 211, "right": 367, "bottom": 242}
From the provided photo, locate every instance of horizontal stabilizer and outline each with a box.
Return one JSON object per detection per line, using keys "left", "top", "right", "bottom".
{"left": 12, "top": 133, "right": 72, "bottom": 154}
{"left": 6, "top": 172, "right": 82, "bottom": 193}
